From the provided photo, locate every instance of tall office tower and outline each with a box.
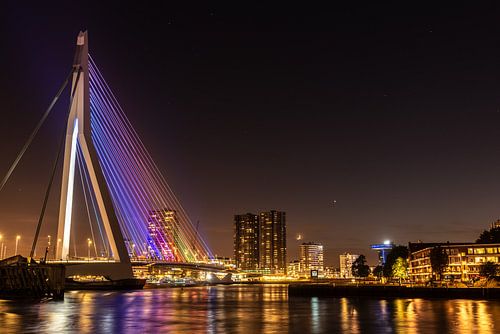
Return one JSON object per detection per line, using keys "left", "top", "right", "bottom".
{"left": 300, "top": 242, "right": 324, "bottom": 276}
{"left": 234, "top": 213, "right": 260, "bottom": 271}
{"left": 259, "top": 210, "right": 287, "bottom": 274}
{"left": 339, "top": 253, "right": 360, "bottom": 278}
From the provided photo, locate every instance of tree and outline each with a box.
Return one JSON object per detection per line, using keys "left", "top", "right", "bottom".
{"left": 391, "top": 257, "right": 408, "bottom": 284}
{"left": 476, "top": 227, "right": 500, "bottom": 243}
{"left": 479, "top": 261, "right": 499, "bottom": 278}
{"left": 429, "top": 246, "right": 448, "bottom": 280}
{"left": 383, "top": 245, "right": 409, "bottom": 277}
{"left": 351, "top": 255, "right": 370, "bottom": 277}
{"left": 372, "top": 265, "right": 384, "bottom": 279}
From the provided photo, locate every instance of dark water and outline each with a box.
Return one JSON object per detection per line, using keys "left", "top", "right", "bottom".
{"left": 1, "top": 285, "right": 500, "bottom": 333}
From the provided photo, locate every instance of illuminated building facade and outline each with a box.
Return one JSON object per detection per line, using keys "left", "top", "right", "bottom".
{"left": 234, "top": 210, "right": 287, "bottom": 274}
{"left": 300, "top": 242, "right": 324, "bottom": 277}
{"left": 259, "top": 211, "right": 287, "bottom": 274}
{"left": 234, "top": 213, "right": 260, "bottom": 271}
{"left": 211, "top": 256, "right": 236, "bottom": 270}
{"left": 287, "top": 260, "right": 301, "bottom": 277}
{"left": 491, "top": 219, "right": 500, "bottom": 229}
{"left": 147, "top": 209, "right": 182, "bottom": 261}
{"left": 408, "top": 242, "right": 500, "bottom": 282}
{"left": 371, "top": 241, "right": 394, "bottom": 265}
{"left": 339, "top": 253, "right": 359, "bottom": 278}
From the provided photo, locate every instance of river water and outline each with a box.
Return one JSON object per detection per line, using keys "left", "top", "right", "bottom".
{"left": 1, "top": 285, "right": 500, "bottom": 333}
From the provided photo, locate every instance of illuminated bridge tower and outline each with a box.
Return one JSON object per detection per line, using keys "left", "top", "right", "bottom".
{"left": 56, "top": 31, "right": 132, "bottom": 278}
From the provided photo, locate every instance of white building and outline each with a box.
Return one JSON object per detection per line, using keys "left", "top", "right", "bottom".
{"left": 300, "top": 242, "right": 324, "bottom": 277}
{"left": 339, "top": 253, "right": 359, "bottom": 278}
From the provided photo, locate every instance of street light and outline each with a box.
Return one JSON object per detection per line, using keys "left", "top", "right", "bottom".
{"left": 47, "top": 235, "right": 51, "bottom": 260}
{"left": 56, "top": 238, "right": 61, "bottom": 260}
{"left": 87, "top": 238, "right": 92, "bottom": 261}
{"left": 15, "top": 235, "right": 21, "bottom": 255}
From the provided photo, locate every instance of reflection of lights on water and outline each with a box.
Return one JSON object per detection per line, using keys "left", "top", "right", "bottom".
{"left": 5, "top": 287, "right": 500, "bottom": 332}
{"left": 311, "top": 297, "right": 320, "bottom": 333}
{"left": 456, "top": 300, "right": 493, "bottom": 332}
{"left": 339, "top": 298, "right": 360, "bottom": 333}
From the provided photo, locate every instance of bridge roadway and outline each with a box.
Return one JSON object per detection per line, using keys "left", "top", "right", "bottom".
{"left": 132, "top": 260, "right": 226, "bottom": 272}
{"left": 47, "top": 260, "right": 227, "bottom": 273}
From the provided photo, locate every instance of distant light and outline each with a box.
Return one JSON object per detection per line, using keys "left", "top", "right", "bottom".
{"left": 383, "top": 240, "right": 391, "bottom": 245}
{"left": 296, "top": 233, "right": 303, "bottom": 241}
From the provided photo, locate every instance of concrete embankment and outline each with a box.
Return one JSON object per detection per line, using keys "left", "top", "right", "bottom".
{"left": 288, "top": 283, "right": 500, "bottom": 300}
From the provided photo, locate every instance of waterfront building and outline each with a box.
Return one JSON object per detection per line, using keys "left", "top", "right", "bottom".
{"left": 339, "top": 253, "right": 359, "bottom": 278}
{"left": 211, "top": 256, "right": 236, "bottom": 270}
{"left": 370, "top": 240, "right": 394, "bottom": 265}
{"left": 408, "top": 242, "right": 500, "bottom": 283}
{"left": 287, "top": 260, "right": 301, "bottom": 277}
{"left": 259, "top": 211, "right": 287, "bottom": 274}
{"left": 323, "top": 266, "right": 340, "bottom": 278}
{"left": 491, "top": 219, "right": 500, "bottom": 229}
{"left": 299, "top": 242, "right": 324, "bottom": 277}
{"left": 147, "top": 209, "right": 181, "bottom": 261}
{"left": 234, "top": 210, "right": 287, "bottom": 274}
{"left": 234, "top": 213, "right": 260, "bottom": 271}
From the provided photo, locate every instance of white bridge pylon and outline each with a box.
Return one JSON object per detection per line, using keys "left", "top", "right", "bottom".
{"left": 56, "top": 31, "right": 130, "bottom": 264}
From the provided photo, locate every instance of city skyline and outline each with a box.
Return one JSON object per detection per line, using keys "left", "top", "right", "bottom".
{"left": 2, "top": 3, "right": 500, "bottom": 266}
{"left": 3, "top": 4, "right": 500, "bottom": 333}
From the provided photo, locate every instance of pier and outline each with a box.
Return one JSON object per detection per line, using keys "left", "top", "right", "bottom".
{"left": 0, "top": 256, "right": 65, "bottom": 300}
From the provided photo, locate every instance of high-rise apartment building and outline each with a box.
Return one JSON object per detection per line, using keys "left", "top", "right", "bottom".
{"left": 300, "top": 242, "right": 324, "bottom": 276}
{"left": 234, "top": 210, "right": 287, "bottom": 274}
{"left": 339, "top": 253, "right": 359, "bottom": 278}
{"left": 234, "top": 213, "right": 260, "bottom": 271}
{"left": 259, "top": 210, "right": 287, "bottom": 274}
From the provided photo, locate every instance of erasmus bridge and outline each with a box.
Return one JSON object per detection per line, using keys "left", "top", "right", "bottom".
{"left": 0, "top": 31, "right": 220, "bottom": 280}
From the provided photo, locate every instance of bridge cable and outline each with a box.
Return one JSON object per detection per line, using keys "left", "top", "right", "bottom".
{"left": 29, "top": 68, "right": 82, "bottom": 259}
{"left": 0, "top": 69, "right": 74, "bottom": 194}
{"left": 76, "top": 146, "right": 99, "bottom": 257}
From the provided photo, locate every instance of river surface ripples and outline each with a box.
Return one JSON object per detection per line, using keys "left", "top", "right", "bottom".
{"left": 1, "top": 284, "right": 500, "bottom": 333}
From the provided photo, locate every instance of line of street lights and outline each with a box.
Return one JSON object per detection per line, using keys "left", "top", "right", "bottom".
{"left": 0, "top": 234, "right": 20, "bottom": 260}
{"left": 0, "top": 234, "right": 96, "bottom": 261}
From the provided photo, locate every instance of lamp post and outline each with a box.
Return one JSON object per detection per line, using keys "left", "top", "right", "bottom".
{"left": 56, "top": 238, "right": 61, "bottom": 260}
{"left": 87, "top": 238, "right": 92, "bottom": 261}
{"left": 47, "top": 235, "right": 51, "bottom": 260}
{"left": 15, "top": 235, "right": 21, "bottom": 255}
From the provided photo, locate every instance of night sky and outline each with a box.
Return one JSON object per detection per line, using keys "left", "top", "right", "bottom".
{"left": 1, "top": 3, "right": 500, "bottom": 265}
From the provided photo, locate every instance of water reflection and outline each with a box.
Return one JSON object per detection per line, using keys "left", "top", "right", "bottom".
{"left": 0, "top": 286, "right": 500, "bottom": 333}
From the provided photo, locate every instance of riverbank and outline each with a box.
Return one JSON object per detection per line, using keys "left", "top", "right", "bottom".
{"left": 288, "top": 283, "right": 500, "bottom": 299}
